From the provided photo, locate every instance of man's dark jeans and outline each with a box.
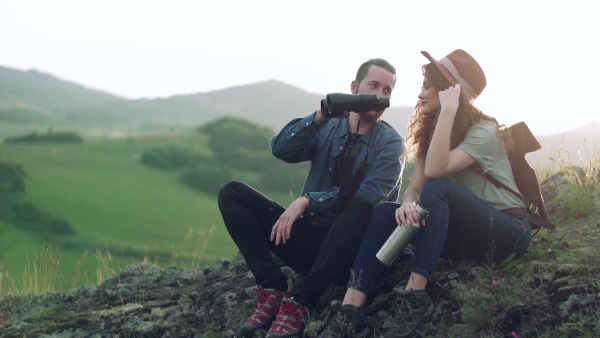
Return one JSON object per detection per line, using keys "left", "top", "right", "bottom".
{"left": 218, "top": 180, "right": 374, "bottom": 307}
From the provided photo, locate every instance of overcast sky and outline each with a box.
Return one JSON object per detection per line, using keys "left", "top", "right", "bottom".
{"left": 1, "top": 0, "right": 597, "bottom": 135}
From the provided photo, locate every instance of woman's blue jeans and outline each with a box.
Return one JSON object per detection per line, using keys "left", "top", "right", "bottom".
{"left": 349, "top": 178, "right": 532, "bottom": 295}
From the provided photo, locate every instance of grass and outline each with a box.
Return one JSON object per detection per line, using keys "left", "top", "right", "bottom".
{"left": 0, "top": 130, "right": 297, "bottom": 296}
{"left": 545, "top": 133, "right": 600, "bottom": 187}
{"left": 2, "top": 123, "right": 597, "bottom": 337}
{"left": 431, "top": 141, "right": 600, "bottom": 337}
{"left": 0, "top": 223, "right": 219, "bottom": 296}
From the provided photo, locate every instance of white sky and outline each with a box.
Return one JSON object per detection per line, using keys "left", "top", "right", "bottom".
{"left": 1, "top": 0, "right": 597, "bottom": 135}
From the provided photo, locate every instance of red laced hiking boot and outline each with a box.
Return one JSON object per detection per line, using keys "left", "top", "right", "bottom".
{"left": 241, "top": 288, "right": 290, "bottom": 337}
{"left": 265, "top": 297, "right": 309, "bottom": 338}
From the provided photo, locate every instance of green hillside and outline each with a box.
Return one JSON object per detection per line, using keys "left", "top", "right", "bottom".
{"left": 0, "top": 65, "right": 413, "bottom": 135}
{"left": 0, "top": 131, "right": 298, "bottom": 289}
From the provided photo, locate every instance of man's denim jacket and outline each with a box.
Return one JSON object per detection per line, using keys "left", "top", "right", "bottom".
{"left": 270, "top": 112, "right": 404, "bottom": 215}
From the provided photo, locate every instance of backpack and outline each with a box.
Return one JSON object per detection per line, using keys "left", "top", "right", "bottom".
{"left": 483, "top": 121, "right": 556, "bottom": 235}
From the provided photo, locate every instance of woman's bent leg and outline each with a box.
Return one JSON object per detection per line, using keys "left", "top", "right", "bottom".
{"left": 412, "top": 178, "right": 532, "bottom": 279}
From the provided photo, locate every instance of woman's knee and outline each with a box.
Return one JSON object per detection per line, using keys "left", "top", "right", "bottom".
{"left": 373, "top": 201, "right": 401, "bottom": 217}
{"left": 421, "top": 178, "right": 448, "bottom": 193}
{"left": 368, "top": 202, "right": 400, "bottom": 229}
{"left": 420, "top": 178, "right": 452, "bottom": 203}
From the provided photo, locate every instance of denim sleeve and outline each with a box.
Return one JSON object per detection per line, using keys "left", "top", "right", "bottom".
{"left": 270, "top": 113, "right": 325, "bottom": 163}
{"left": 305, "top": 187, "right": 340, "bottom": 213}
{"left": 306, "top": 133, "right": 404, "bottom": 214}
{"left": 356, "top": 134, "right": 404, "bottom": 205}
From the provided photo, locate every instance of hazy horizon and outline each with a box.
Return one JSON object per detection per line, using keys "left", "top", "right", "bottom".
{"left": 2, "top": 0, "right": 598, "bottom": 135}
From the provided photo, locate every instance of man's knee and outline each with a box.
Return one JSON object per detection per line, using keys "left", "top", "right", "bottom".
{"left": 337, "top": 195, "right": 374, "bottom": 226}
{"left": 218, "top": 180, "right": 246, "bottom": 206}
{"left": 346, "top": 194, "right": 374, "bottom": 211}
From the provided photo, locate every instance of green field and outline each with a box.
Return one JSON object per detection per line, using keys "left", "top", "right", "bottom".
{"left": 0, "top": 130, "right": 297, "bottom": 291}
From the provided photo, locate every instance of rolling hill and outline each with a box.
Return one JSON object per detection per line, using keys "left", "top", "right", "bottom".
{"left": 528, "top": 122, "right": 600, "bottom": 171}
{"left": 0, "top": 65, "right": 597, "bottom": 292}
{"left": 1, "top": 65, "right": 598, "bottom": 168}
{"left": 0, "top": 66, "right": 411, "bottom": 135}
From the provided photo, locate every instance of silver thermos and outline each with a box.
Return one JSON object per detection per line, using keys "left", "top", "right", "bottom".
{"left": 376, "top": 204, "right": 429, "bottom": 266}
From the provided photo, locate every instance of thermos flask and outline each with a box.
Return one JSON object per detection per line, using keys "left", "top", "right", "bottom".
{"left": 376, "top": 204, "right": 429, "bottom": 266}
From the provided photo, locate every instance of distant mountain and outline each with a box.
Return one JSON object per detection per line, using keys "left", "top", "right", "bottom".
{"left": 0, "top": 67, "right": 134, "bottom": 128}
{"left": 0, "top": 66, "right": 413, "bottom": 134}
{"left": 0, "top": 67, "right": 124, "bottom": 109}
{"left": 528, "top": 122, "right": 600, "bottom": 170}
{"left": 1, "top": 66, "right": 597, "bottom": 169}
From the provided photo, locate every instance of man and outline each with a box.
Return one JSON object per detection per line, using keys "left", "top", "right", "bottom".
{"left": 218, "top": 58, "right": 404, "bottom": 337}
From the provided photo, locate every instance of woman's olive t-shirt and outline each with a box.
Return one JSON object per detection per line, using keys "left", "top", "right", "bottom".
{"left": 447, "top": 121, "right": 525, "bottom": 211}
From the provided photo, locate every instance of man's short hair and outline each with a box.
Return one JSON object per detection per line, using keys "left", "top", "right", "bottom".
{"left": 355, "top": 58, "right": 397, "bottom": 85}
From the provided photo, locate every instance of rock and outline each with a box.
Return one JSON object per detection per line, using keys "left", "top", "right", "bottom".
{"left": 1, "top": 172, "right": 599, "bottom": 337}
{"left": 3, "top": 249, "right": 597, "bottom": 337}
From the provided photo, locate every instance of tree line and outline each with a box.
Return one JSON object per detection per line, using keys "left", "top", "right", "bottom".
{"left": 140, "top": 116, "right": 309, "bottom": 195}
{"left": 0, "top": 159, "right": 74, "bottom": 235}
{"left": 3, "top": 128, "right": 83, "bottom": 144}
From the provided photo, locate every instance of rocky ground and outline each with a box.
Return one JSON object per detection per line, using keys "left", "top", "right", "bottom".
{"left": 1, "top": 170, "right": 599, "bottom": 337}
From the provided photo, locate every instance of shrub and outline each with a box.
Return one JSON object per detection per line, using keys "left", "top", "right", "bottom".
{"left": 4, "top": 129, "right": 83, "bottom": 143}
{"left": 0, "top": 159, "right": 73, "bottom": 235}
{"left": 200, "top": 116, "right": 279, "bottom": 171}
{"left": 12, "top": 202, "right": 74, "bottom": 235}
{"left": 180, "top": 167, "right": 232, "bottom": 195}
{"left": 0, "top": 159, "right": 27, "bottom": 218}
{"left": 140, "top": 148, "right": 176, "bottom": 169}
{"left": 257, "top": 162, "right": 309, "bottom": 194}
{"left": 554, "top": 183, "right": 593, "bottom": 218}
{"left": 141, "top": 146, "right": 207, "bottom": 170}
{"left": 0, "top": 159, "right": 26, "bottom": 194}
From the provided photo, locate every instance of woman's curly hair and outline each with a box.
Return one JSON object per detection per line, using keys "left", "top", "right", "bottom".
{"left": 402, "top": 62, "right": 505, "bottom": 162}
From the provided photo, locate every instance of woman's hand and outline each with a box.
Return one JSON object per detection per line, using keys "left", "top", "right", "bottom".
{"left": 270, "top": 196, "right": 309, "bottom": 245}
{"left": 438, "top": 83, "right": 461, "bottom": 114}
{"left": 424, "top": 84, "right": 463, "bottom": 178}
{"left": 395, "top": 203, "right": 426, "bottom": 227}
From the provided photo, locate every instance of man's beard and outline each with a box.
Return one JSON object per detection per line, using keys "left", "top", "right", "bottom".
{"left": 359, "top": 110, "right": 384, "bottom": 124}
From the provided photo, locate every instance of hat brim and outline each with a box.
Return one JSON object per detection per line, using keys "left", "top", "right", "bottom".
{"left": 421, "top": 51, "right": 458, "bottom": 86}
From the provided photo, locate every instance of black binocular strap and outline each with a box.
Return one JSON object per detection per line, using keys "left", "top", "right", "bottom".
{"left": 333, "top": 159, "right": 366, "bottom": 213}
{"left": 333, "top": 124, "right": 375, "bottom": 213}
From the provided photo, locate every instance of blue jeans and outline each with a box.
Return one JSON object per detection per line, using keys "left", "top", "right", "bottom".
{"left": 349, "top": 178, "right": 532, "bottom": 295}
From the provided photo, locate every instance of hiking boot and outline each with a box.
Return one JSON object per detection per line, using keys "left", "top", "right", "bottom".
{"left": 241, "top": 287, "right": 290, "bottom": 337}
{"left": 265, "top": 297, "right": 309, "bottom": 338}
{"left": 383, "top": 288, "right": 433, "bottom": 338}
{"left": 317, "top": 300, "right": 369, "bottom": 338}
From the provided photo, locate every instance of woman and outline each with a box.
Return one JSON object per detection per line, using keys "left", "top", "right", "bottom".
{"left": 317, "top": 49, "right": 532, "bottom": 338}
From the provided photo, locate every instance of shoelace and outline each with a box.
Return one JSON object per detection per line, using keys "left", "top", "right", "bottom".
{"left": 270, "top": 301, "right": 303, "bottom": 332}
{"left": 389, "top": 298, "right": 426, "bottom": 337}
{"left": 247, "top": 288, "right": 278, "bottom": 323}
{"left": 251, "top": 287, "right": 271, "bottom": 308}
{"left": 275, "top": 301, "right": 296, "bottom": 319}
{"left": 398, "top": 298, "right": 414, "bottom": 316}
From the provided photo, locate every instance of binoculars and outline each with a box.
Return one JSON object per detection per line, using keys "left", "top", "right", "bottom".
{"left": 320, "top": 93, "right": 390, "bottom": 119}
